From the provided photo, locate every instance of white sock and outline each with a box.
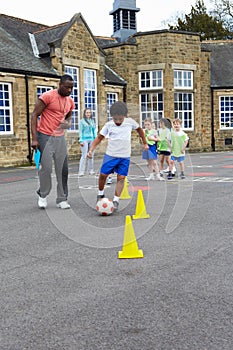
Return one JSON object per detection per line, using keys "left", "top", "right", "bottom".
{"left": 113, "top": 195, "right": 119, "bottom": 202}
{"left": 98, "top": 190, "right": 104, "bottom": 196}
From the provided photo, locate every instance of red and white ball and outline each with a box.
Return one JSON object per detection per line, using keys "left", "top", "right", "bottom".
{"left": 96, "top": 197, "right": 114, "bottom": 216}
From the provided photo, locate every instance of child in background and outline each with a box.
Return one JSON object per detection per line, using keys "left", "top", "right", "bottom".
{"left": 162, "top": 118, "right": 176, "bottom": 176}
{"left": 142, "top": 118, "right": 164, "bottom": 181}
{"left": 157, "top": 118, "right": 171, "bottom": 177}
{"left": 167, "top": 118, "right": 189, "bottom": 179}
{"left": 78, "top": 108, "right": 97, "bottom": 176}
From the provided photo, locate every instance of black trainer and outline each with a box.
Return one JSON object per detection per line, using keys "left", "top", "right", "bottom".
{"left": 180, "top": 172, "right": 185, "bottom": 179}
{"left": 96, "top": 194, "right": 105, "bottom": 202}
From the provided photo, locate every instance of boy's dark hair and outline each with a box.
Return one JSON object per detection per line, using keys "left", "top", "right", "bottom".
{"left": 110, "top": 101, "right": 128, "bottom": 117}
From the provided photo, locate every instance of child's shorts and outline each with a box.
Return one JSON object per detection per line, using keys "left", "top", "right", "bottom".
{"left": 171, "top": 155, "right": 185, "bottom": 162}
{"left": 142, "top": 144, "right": 158, "bottom": 160}
{"left": 100, "top": 154, "right": 130, "bottom": 176}
{"left": 159, "top": 150, "right": 171, "bottom": 156}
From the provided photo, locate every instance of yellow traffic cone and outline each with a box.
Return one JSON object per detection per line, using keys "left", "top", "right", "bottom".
{"left": 132, "top": 189, "right": 150, "bottom": 220}
{"left": 118, "top": 215, "right": 144, "bottom": 259}
{"left": 120, "top": 177, "right": 131, "bottom": 199}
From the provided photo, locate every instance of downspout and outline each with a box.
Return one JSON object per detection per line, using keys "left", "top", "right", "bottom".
{"left": 25, "top": 75, "right": 32, "bottom": 163}
{"left": 123, "top": 83, "right": 127, "bottom": 102}
{"left": 211, "top": 87, "right": 215, "bottom": 151}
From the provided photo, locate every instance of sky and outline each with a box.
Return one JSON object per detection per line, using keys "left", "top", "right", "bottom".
{"left": 1, "top": 0, "right": 212, "bottom": 37}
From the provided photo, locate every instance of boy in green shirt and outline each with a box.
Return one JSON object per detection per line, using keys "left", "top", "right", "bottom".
{"left": 167, "top": 119, "right": 189, "bottom": 179}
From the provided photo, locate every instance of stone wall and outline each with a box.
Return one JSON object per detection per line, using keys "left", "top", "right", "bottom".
{"left": 104, "top": 31, "right": 214, "bottom": 152}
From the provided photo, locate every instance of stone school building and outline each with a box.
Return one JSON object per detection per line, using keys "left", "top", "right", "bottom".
{"left": 1, "top": 0, "right": 233, "bottom": 167}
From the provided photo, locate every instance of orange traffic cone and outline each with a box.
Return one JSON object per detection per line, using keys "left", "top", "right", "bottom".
{"left": 132, "top": 189, "right": 150, "bottom": 220}
{"left": 120, "top": 177, "right": 131, "bottom": 199}
{"left": 118, "top": 215, "right": 144, "bottom": 259}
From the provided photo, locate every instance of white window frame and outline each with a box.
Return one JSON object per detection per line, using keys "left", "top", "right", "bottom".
{"left": 107, "top": 92, "right": 118, "bottom": 121}
{"left": 140, "top": 92, "right": 164, "bottom": 128}
{"left": 37, "top": 85, "right": 52, "bottom": 98}
{"left": 174, "top": 92, "right": 194, "bottom": 130}
{"left": 0, "top": 82, "right": 13, "bottom": 135}
{"left": 65, "top": 66, "right": 80, "bottom": 132}
{"left": 84, "top": 69, "right": 98, "bottom": 127}
{"left": 174, "top": 70, "right": 193, "bottom": 89}
{"left": 219, "top": 95, "right": 233, "bottom": 129}
{"left": 36, "top": 86, "right": 53, "bottom": 123}
{"left": 139, "top": 70, "right": 163, "bottom": 90}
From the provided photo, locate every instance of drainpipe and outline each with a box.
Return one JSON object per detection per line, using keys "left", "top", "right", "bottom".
{"left": 123, "top": 83, "right": 127, "bottom": 102}
{"left": 211, "top": 87, "right": 215, "bottom": 151}
{"left": 25, "top": 75, "right": 32, "bottom": 163}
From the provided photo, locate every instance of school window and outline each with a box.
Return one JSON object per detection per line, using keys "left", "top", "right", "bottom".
{"left": 65, "top": 66, "right": 80, "bottom": 132}
{"left": 36, "top": 86, "right": 52, "bottom": 123}
{"left": 219, "top": 96, "right": 233, "bottom": 129}
{"left": 37, "top": 86, "right": 52, "bottom": 98}
{"left": 139, "top": 70, "right": 164, "bottom": 127}
{"left": 139, "top": 70, "right": 163, "bottom": 90}
{"left": 0, "top": 82, "right": 13, "bottom": 135}
{"left": 84, "top": 69, "right": 97, "bottom": 126}
{"left": 140, "top": 93, "right": 163, "bottom": 128}
{"left": 107, "top": 92, "right": 118, "bottom": 121}
{"left": 174, "top": 70, "right": 193, "bottom": 89}
{"left": 174, "top": 92, "right": 194, "bottom": 130}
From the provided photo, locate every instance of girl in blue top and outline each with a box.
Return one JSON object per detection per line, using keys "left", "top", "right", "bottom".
{"left": 78, "top": 108, "right": 97, "bottom": 176}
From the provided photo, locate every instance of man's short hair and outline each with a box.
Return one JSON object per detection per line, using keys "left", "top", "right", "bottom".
{"left": 60, "top": 74, "right": 74, "bottom": 83}
{"left": 110, "top": 101, "right": 128, "bottom": 117}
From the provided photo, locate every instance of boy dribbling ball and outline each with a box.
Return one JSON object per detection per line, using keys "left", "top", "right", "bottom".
{"left": 87, "top": 101, "right": 148, "bottom": 211}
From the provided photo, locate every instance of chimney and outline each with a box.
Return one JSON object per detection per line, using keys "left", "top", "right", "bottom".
{"left": 109, "top": 0, "right": 140, "bottom": 42}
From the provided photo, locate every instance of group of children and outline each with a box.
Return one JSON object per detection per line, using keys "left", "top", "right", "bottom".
{"left": 143, "top": 117, "right": 189, "bottom": 180}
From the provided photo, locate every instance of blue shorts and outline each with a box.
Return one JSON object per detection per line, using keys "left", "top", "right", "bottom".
{"left": 100, "top": 154, "right": 130, "bottom": 176}
{"left": 142, "top": 144, "right": 158, "bottom": 160}
{"left": 171, "top": 155, "right": 185, "bottom": 162}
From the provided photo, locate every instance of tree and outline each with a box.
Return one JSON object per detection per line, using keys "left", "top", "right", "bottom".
{"left": 209, "top": 0, "right": 233, "bottom": 32}
{"left": 168, "top": 0, "right": 233, "bottom": 40}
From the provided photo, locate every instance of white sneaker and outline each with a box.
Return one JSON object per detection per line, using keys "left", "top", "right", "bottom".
{"left": 163, "top": 167, "right": 169, "bottom": 173}
{"left": 78, "top": 172, "right": 84, "bottom": 177}
{"left": 172, "top": 166, "right": 176, "bottom": 175}
{"left": 146, "top": 173, "right": 155, "bottom": 180}
{"left": 156, "top": 174, "right": 165, "bottom": 181}
{"left": 89, "top": 170, "right": 95, "bottom": 175}
{"left": 56, "top": 201, "right": 71, "bottom": 209}
{"left": 107, "top": 177, "right": 113, "bottom": 184}
{"left": 38, "top": 196, "right": 47, "bottom": 209}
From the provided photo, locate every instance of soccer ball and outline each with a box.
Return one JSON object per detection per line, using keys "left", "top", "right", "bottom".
{"left": 96, "top": 197, "right": 114, "bottom": 216}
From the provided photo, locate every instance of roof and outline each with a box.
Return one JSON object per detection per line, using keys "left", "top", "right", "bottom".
{"left": 0, "top": 13, "right": 126, "bottom": 85}
{"left": 1, "top": 13, "right": 233, "bottom": 89}
{"left": 201, "top": 40, "right": 233, "bottom": 88}
{"left": 104, "top": 65, "right": 126, "bottom": 85}
{"left": 95, "top": 36, "right": 118, "bottom": 48}
{"left": 0, "top": 14, "right": 59, "bottom": 76}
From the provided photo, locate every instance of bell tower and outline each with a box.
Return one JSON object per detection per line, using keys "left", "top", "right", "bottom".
{"left": 110, "top": 0, "right": 140, "bottom": 42}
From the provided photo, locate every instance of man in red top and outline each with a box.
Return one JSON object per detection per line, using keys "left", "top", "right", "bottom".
{"left": 31, "top": 74, "right": 75, "bottom": 209}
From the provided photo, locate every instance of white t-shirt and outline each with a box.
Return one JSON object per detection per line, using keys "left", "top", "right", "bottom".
{"left": 100, "top": 117, "right": 139, "bottom": 157}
